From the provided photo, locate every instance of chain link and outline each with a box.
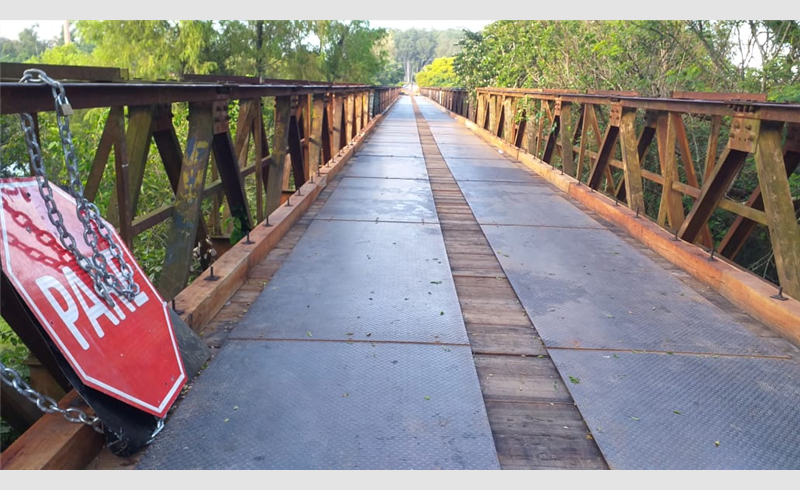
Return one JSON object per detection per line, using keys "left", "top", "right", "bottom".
{"left": 18, "top": 69, "right": 139, "bottom": 304}
{"left": 0, "top": 360, "right": 104, "bottom": 433}
{"left": 8, "top": 69, "right": 167, "bottom": 449}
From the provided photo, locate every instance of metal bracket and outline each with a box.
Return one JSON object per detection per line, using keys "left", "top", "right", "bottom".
{"left": 212, "top": 101, "right": 231, "bottom": 135}
{"left": 729, "top": 115, "right": 760, "bottom": 153}
{"left": 609, "top": 103, "right": 623, "bottom": 127}
{"left": 152, "top": 104, "right": 175, "bottom": 132}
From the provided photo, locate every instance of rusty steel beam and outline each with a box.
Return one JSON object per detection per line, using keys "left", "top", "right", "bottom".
{"left": 473, "top": 88, "right": 800, "bottom": 123}
{"left": 0, "top": 81, "right": 377, "bottom": 115}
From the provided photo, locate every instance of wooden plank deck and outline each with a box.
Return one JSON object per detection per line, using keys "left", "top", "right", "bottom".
{"left": 413, "top": 97, "right": 608, "bottom": 470}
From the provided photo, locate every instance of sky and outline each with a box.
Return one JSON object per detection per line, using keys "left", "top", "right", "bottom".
{"left": 0, "top": 20, "right": 494, "bottom": 41}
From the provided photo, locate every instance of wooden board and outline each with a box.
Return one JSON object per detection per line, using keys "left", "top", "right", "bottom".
{"left": 413, "top": 96, "right": 607, "bottom": 470}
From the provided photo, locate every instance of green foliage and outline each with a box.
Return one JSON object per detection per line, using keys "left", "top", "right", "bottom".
{"left": 415, "top": 57, "right": 458, "bottom": 87}
{"left": 392, "top": 28, "right": 468, "bottom": 82}
{"left": 0, "top": 25, "right": 51, "bottom": 62}
{"left": 313, "top": 21, "right": 388, "bottom": 83}
{"left": 1, "top": 317, "right": 30, "bottom": 450}
{"left": 454, "top": 21, "right": 723, "bottom": 96}
{"left": 27, "top": 43, "right": 94, "bottom": 66}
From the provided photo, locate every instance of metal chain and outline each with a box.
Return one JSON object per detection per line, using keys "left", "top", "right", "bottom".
{"left": 0, "top": 360, "right": 104, "bottom": 433}
{"left": 18, "top": 69, "right": 139, "bottom": 304}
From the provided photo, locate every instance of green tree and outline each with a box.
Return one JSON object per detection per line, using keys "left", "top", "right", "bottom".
{"left": 75, "top": 20, "right": 219, "bottom": 78}
{"left": 312, "top": 21, "right": 388, "bottom": 83}
{"left": 415, "top": 57, "right": 459, "bottom": 87}
{"left": 0, "top": 25, "right": 51, "bottom": 62}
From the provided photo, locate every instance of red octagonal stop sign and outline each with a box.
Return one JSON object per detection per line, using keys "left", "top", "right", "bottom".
{"left": 0, "top": 178, "right": 185, "bottom": 417}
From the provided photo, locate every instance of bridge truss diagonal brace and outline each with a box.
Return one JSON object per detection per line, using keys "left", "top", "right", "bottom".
{"left": 159, "top": 101, "right": 215, "bottom": 300}
{"left": 753, "top": 121, "right": 800, "bottom": 299}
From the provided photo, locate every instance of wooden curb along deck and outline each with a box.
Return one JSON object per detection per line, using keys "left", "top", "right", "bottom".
{"left": 421, "top": 96, "right": 800, "bottom": 349}
{"left": 411, "top": 96, "right": 607, "bottom": 469}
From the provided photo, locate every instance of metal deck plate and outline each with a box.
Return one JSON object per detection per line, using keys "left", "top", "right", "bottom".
{"left": 458, "top": 181, "right": 603, "bottom": 227}
{"left": 482, "top": 225, "right": 782, "bottom": 356}
{"left": 436, "top": 143, "right": 508, "bottom": 160}
{"left": 366, "top": 133, "right": 421, "bottom": 142}
{"left": 445, "top": 158, "right": 539, "bottom": 182}
{"left": 429, "top": 135, "right": 490, "bottom": 146}
{"left": 347, "top": 155, "right": 428, "bottom": 180}
{"left": 428, "top": 126, "right": 475, "bottom": 136}
{"left": 233, "top": 220, "right": 467, "bottom": 344}
{"left": 138, "top": 341, "right": 500, "bottom": 469}
{"left": 316, "top": 176, "right": 437, "bottom": 223}
{"left": 358, "top": 145, "right": 423, "bottom": 158}
{"left": 548, "top": 350, "right": 800, "bottom": 469}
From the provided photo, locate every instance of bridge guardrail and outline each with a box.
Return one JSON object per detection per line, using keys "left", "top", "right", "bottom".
{"left": 421, "top": 86, "right": 800, "bottom": 304}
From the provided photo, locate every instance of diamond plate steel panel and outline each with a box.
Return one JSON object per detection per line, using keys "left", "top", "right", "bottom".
{"left": 445, "top": 158, "right": 540, "bottom": 183}
{"left": 458, "top": 181, "right": 603, "bottom": 227}
{"left": 317, "top": 176, "right": 437, "bottom": 223}
{"left": 366, "top": 134, "right": 421, "bottom": 143}
{"left": 234, "top": 220, "right": 467, "bottom": 344}
{"left": 429, "top": 135, "right": 491, "bottom": 146}
{"left": 428, "top": 126, "right": 475, "bottom": 136}
{"left": 346, "top": 155, "right": 428, "bottom": 180}
{"left": 138, "top": 341, "right": 500, "bottom": 469}
{"left": 548, "top": 350, "right": 800, "bottom": 469}
{"left": 358, "top": 144, "right": 424, "bottom": 158}
{"left": 482, "top": 226, "right": 782, "bottom": 356}
{"left": 437, "top": 143, "right": 508, "bottom": 160}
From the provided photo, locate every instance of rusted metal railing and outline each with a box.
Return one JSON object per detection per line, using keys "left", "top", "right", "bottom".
{"left": 0, "top": 63, "right": 400, "bottom": 467}
{"left": 1, "top": 64, "right": 400, "bottom": 300}
{"left": 421, "top": 86, "right": 800, "bottom": 301}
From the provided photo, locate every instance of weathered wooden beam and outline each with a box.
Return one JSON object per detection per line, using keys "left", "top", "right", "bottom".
{"left": 109, "top": 107, "right": 133, "bottom": 247}
{"left": 720, "top": 125, "right": 800, "bottom": 259}
{"left": 322, "top": 95, "right": 332, "bottom": 163}
{"left": 575, "top": 104, "right": 590, "bottom": 181}
{"left": 673, "top": 114, "right": 713, "bottom": 247}
{"left": 542, "top": 115, "right": 560, "bottom": 164}
{"left": 152, "top": 105, "right": 213, "bottom": 254}
{"left": 613, "top": 112, "right": 657, "bottom": 202}
{"left": 559, "top": 101, "right": 574, "bottom": 175}
{"left": 309, "top": 93, "right": 325, "bottom": 176}
{"left": 495, "top": 96, "right": 506, "bottom": 138}
{"left": 158, "top": 101, "right": 214, "bottom": 300}
{"left": 303, "top": 94, "right": 312, "bottom": 175}
{"left": 704, "top": 115, "right": 723, "bottom": 181}
{"left": 212, "top": 130, "right": 252, "bottom": 234}
{"left": 587, "top": 109, "right": 621, "bottom": 190}
{"left": 514, "top": 108, "right": 527, "bottom": 149}
{"left": 107, "top": 105, "right": 154, "bottom": 226}
{"left": 265, "top": 96, "right": 292, "bottom": 215}
{"left": 618, "top": 108, "right": 646, "bottom": 214}
{"left": 84, "top": 109, "right": 118, "bottom": 202}
{"left": 288, "top": 110, "right": 306, "bottom": 188}
{"left": 753, "top": 121, "right": 800, "bottom": 299}
{"left": 344, "top": 94, "right": 354, "bottom": 146}
{"left": 487, "top": 94, "right": 498, "bottom": 135}
{"left": 234, "top": 99, "right": 258, "bottom": 166}
{"left": 656, "top": 113, "right": 685, "bottom": 229}
{"left": 503, "top": 97, "right": 515, "bottom": 144}
{"left": 363, "top": 91, "right": 370, "bottom": 127}
{"left": 679, "top": 146, "right": 749, "bottom": 243}
{"left": 331, "top": 93, "right": 344, "bottom": 154}
{"left": 355, "top": 92, "right": 363, "bottom": 135}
